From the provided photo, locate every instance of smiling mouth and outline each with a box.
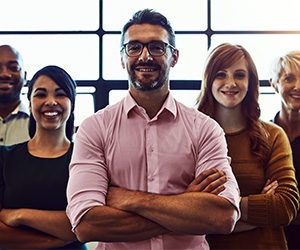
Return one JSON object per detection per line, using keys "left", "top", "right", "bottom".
{"left": 221, "top": 91, "right": 238, "bottom": 95}
{"left": 43, "top": 111, "right": 59, "bottom": 117}
{"left": 135, "top": 68, "right": 157, "bottom": 72}
{"left": 291, "top": 94, "right": 300, "bottom": 99}
{"left": 0, "top": 83, "right": 13, "bottom": 88}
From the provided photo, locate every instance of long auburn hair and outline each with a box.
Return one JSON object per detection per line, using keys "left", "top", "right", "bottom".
{"left": 197, "top": 43, "right": 270, "bottom": 163}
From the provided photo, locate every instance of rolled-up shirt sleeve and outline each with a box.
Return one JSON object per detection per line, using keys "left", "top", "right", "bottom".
{"left": 195, "top": 116, "right": 241, "bottom": 219}
{"left": 66, "top": 114, "right": 108, "bottom": 231}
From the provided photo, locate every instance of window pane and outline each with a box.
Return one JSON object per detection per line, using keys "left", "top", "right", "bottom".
{"left": 0, "top": 35, "right": 99, "bottom": 80}
{"left": 0, "top": 0, "right": 99, "bottom": 31}
{"left": 212, "top": 0, "right": 300, "bottom": 31}
{"left": 109, "top": 90, "right": 126, "bottom": 104}
{"left": 103, "top": 34, "right": 207, "bottom": 80}
{"left": 103, "top": 0, "right": 207, "bottom": 31}
{"left": 259, "top": 87, "right": 281, "bottom": 122}
{"left": 211, "top": 34, "right": 300, "bottom": 80}
{"left": 74, "top": 94, "right": 95, "bottom": 126}
{"left": 102, "top": 34, "right": 127, "bottom": 80}
{"left": 171, "top": 35, "right": 207, "bottom": 80}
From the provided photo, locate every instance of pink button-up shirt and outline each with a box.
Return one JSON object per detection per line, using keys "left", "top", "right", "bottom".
{"left": 67, "top": 92, "right": 240, "bottom": 250}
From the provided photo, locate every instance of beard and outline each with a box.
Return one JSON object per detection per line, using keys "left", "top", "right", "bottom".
{"left": 128, "top": 62, "right": 169, "bottom": 91}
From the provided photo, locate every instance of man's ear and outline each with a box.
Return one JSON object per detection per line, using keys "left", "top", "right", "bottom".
{"left": 170, "top": 49, "right": 179, "bottom": 67}
{"left": 22, "top": 71, "right": 27, "bottom": 87}
{"left": 121, "top": 52, "right": 125, "bottom": 69}
{"left": 270, "top": 78, "right": 279, "bottom": 93}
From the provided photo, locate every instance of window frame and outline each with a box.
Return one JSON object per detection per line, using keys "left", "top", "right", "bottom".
{"left": 2, "top": 0, "right": 300, "bottom": 114}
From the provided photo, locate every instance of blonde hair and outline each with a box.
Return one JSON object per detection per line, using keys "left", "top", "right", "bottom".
{"left": 270, "top": 50, "right": 300, "bottom": 83}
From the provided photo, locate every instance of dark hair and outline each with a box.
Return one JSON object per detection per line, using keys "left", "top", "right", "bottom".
{"left": 27, "top": 65, "right": 77, "bottom": 141}
{"left": 197, "top": 43, "right": 270, "bottom": 163}
{"left": 120, "top": 9, "right": 176, "bottom": 48}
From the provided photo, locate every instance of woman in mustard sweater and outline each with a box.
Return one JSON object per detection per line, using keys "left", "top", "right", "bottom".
{"left": 197, "top": 43, "right": 299, "bottom": 249}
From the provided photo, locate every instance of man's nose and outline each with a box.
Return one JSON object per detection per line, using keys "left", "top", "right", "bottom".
{"left": 138, "top": 46, "right": 153, "bottom": 62}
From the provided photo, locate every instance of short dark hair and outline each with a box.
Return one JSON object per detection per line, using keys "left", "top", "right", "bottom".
{"left": 120, "top": 9, "right": 176, "bottom": 48}
{"left": 27, "top": 65, "right": 77, "bottom": 141}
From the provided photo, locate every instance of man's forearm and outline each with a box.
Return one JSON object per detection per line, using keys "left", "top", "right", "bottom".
{"left": 74, "top": 168, "right": 232, "bottom": 243}
{"left": 75, "top": 205, "right": 169, "bottom": 243}
{"left": 108, "top": 187, "right": 238, "bottom": 235}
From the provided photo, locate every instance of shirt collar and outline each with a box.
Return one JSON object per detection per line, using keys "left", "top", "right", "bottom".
{"left": 162, "top": 92, "right": 177, "bottom": 119}
{"left": 11, "top": 101, "right": 30, "bottom": 116}
{"left": 124, "top": 91, "right": 177, "bottom": 120}
{"left": 124, "top": 92, "right": 138, "bottom": 116}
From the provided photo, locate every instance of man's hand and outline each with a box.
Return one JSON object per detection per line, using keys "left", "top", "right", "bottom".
{"left": 185, "top": 168, "right": 227, "bottom": 195}
{"left": 0, "top": 208, "right": 22, "bottom": 227}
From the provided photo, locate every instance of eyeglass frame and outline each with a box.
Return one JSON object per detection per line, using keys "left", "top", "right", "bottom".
{"left": 121, "top": 41, "right": 176, "bottom": 57}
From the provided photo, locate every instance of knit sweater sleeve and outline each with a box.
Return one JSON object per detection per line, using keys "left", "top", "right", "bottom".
{"left": 247, "top": 123, "right": 299, "bottom": 227}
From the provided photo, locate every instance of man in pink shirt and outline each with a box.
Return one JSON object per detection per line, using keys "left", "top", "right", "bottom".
{"left": 67, "top": 9, "right": 240, "bottom": 249}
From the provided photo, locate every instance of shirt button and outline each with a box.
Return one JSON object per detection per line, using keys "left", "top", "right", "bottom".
{"left": 2, "top": 120, "right": 5, "bottom": 124}
{"left": 149, "top": 148, "right": 154, "bottom": 152}
{"left": 0, "top": 138, "right": 3, "bottom": 142}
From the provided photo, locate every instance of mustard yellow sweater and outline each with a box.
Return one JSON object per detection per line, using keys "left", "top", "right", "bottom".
{"left": 206, "top": 121, "right": 299, "bottom": 249}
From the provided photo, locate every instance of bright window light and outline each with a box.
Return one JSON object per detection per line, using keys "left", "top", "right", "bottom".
{"left": 0, "top": 35, "right": 99, "bottom": 80}
{"left": 0, "top": 0, "right": 99, "bottom": 31}
{"left": 212, "top": 0, "right": 300, "bottom": 31}
{"left": 103, "top": 0, "right": 207, "bottom": 31}
{"left": 259, "top": 87, "right": 281, "bottom": 122}
{"left": 2, "top": 0, "right": 295, "bottom": 126}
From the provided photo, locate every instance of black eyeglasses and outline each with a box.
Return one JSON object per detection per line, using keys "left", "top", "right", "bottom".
{"left": 121, "top": 41, "right": 175, "bottom": 57}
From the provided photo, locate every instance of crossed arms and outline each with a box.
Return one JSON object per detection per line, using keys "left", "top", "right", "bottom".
{"left": 73, "top": 168, "right": 239, "bottom": 243}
